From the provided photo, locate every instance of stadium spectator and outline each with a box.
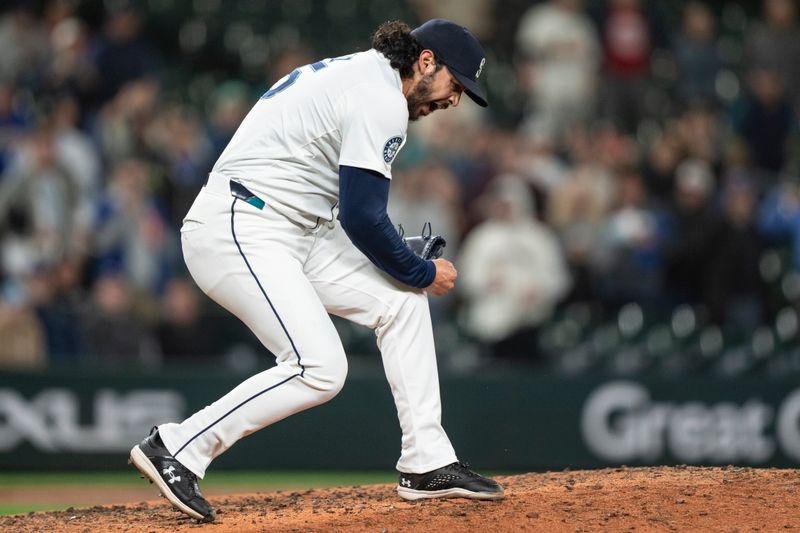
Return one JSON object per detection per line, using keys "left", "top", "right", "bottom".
{"left": 26, "top": 260, "right": 86, "bottom": 364}
{"left": 81, "top": 272, "right": 158, "bottom": 368}
{"left": 91, "top": 78, "right": 160, "bottom": 167}
{"left": 144, "top": 104, "right": 214, "bottom": 227}
{"left": 663, "top": 159, "right": 720, "bottom": 306}
{"left": 745, "top": 0, "right": 800, "bottom": 108}
{"left": 43, "top": 15, "right": 98, "bottom": 110}
{"left": 92, "top": 158, "right": 179, "bottom": 295}
{"left": 0, "top": 3, "right": 48, "bottom": 84}
{"left": 0, "top": 124, "right": 87, "bottom": 266}
{"left": 705, "top": 172, "right": 767, "bottom": 330}
{"left": 595, "top": 0, "right": 662, "bottom": 132}
{"left": 592, "top": 167, "right": 664, "bottom": 308}
{"left": 50, "top": 94, "right": 101, "bottom": 249}
{"left": 155, "top": 277, "right": 216, "bottom": 363}
{"left": 89, "top": 5, "right": 160, "bottom": 107}
{"left": 642, "top": 128, "right": 683, "bottom": 202}
{"left": 458, "top": 175, "right": 570, "bottom": 360}
{"left": 548, "top": 159, "right": 615, "bottom": 304}
{"left": 600, "top": 0, "right": 653, "bottom": 131}
{"left": 672, "top": 2, "right": 724, "bottom": 108}
{"left": 515, "top": 0, "right": 600, "bottom": 141}
{"left": 731, "top": 68, "right": 799, "bottom": 176}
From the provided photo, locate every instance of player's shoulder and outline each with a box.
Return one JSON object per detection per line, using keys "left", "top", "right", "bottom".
{"left": 341, "top": 51, "right": 402, "bottom": 92}
{"left": 339, "top": 52, "right": 407, "bottom": 119}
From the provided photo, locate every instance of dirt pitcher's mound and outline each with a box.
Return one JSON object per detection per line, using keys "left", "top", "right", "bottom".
{"left": 2, "top": 466, "right": 799, "bottom": 532}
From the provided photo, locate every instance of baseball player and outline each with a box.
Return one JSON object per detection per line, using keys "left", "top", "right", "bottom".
{"left": 129, "top": 19, "right": 503, "bottom": 522}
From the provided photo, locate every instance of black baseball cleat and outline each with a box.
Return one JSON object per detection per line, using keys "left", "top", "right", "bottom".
{"left": 128, "top": 427, "right": 215, "bottom": 522}
{"left": 397, "top": 461, "right": 504, "bottom": 501}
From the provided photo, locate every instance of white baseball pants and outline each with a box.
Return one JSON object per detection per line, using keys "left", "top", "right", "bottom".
{"left": 158, "top": 173, "right": 457, "bottom": 478}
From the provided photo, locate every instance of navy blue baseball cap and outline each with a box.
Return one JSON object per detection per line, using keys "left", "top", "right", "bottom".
{"left": 411, "top": 19, "right": 488, "bottom": 107}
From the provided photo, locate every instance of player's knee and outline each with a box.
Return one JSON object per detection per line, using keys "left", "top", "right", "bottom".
{"left": 324, "top": 358, "right": 348, "bottom": 397}
{"left": 304, "top": 356, "right": 348, "bottom": 399}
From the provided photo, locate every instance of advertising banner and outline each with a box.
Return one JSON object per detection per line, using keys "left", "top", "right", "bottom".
{"left": 0, "top": 371, "right": 798, "bottom": 470}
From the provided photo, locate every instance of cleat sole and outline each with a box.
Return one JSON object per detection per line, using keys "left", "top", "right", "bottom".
{"left": 397, "top": 486, "right": 505, "bottom": 501}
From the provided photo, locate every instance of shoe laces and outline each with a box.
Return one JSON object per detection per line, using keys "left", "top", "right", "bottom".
{"left": 185, "top": 471, "right": 206, "bottom": 496}
{"left": 184, "top": 469, "right": 200, "bottom": 485}
{"left": 451, "top": 461, "right": 480, "bottom": 478}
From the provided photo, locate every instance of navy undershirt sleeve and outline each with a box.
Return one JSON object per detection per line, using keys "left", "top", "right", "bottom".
{"left": 338, "top": 165, "right": 437, "bottom": 288}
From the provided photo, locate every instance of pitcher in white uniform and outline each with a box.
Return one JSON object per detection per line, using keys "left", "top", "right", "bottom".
{"left": 129, "top": 19, "right": 504, "bottom": 522}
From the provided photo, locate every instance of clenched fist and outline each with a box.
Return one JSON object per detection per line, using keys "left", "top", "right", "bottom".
{"left": 426, "top": 258, "right": 458, "bottom": 296}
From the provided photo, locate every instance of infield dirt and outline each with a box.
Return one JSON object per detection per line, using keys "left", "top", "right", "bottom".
{"left": 1, "top": 466, "right": 798, "bottom": 532}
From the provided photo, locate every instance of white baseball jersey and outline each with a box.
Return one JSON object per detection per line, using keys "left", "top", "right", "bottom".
{"left": 211, "top": 49, "right": 408, "bottom": 229}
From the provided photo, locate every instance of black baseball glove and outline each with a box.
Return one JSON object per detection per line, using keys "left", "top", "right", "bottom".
{"left": 399, "top": 222, "right": 447, "bottom": 261}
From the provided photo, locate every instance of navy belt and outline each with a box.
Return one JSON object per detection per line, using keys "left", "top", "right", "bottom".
{"left": 229, "top": 181, "right": 265, "bottom": 210}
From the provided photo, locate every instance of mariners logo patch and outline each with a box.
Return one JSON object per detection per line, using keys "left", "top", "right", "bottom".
{"left": 383, "top": 136, "right": 403, "bottom": 163}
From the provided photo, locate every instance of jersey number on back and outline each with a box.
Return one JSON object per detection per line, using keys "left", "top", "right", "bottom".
{"left": 261, "top": 55, "right": 355, "bottom": 99}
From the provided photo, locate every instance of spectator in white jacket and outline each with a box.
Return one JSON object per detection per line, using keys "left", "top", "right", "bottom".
{"left": 516, "top": 0, "right": 600, "bottom": 141}
{"left": 458, "top": 175, "right": 571, "bottom": 361}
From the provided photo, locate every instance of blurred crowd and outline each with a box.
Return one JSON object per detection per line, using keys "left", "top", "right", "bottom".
{"left": 1, "top": 0, "right": 799, "bottom": 372}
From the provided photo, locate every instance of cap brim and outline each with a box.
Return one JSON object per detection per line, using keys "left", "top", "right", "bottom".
{"left": 450, "top": 69, "right": 488, "bottom": 107}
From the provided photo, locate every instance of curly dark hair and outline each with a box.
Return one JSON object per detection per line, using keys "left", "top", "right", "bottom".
{"left": 371, "top": 20, "right": 428, "bottom": 79}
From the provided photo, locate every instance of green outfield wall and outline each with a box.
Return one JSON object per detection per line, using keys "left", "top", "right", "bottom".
{"left": 1, "top": 370, "right": 799, "bottom": 470}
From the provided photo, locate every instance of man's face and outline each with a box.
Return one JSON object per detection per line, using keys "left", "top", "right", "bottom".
{"left": 406, "top": 64, "right": 465, "bottom": 121}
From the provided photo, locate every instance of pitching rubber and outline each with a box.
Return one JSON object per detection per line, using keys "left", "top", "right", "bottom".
{"left": 397, "top": 485, "right": 505, "bottom": 501}
{"left": 128, "top": 445, "right": 207, "bottom": 521}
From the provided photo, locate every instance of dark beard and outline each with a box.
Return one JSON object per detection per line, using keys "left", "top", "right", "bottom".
{"left": 406, "top": 71, "right": 436, "bottom": 121}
